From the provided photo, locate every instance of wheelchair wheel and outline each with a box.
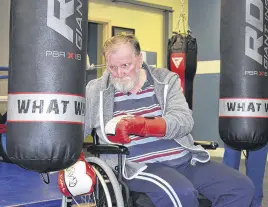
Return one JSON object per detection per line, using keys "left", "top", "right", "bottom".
{"left": 62, "top": 157, "right": 124, "bottom": 207}
{"left": 91, "top": 165, "right": 113, "bottom": 207}
{"left": 86, "top": 157, "right": 125, "bottom": 207}
{"left": 61, "top": 166, "right": 112, "bottom": 207}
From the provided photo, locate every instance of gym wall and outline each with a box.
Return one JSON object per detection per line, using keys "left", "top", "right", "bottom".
{"left": 188, "top": 0, "right": 224, "bottom": 147}
{"left": 0, "top": 0, "right": 10, "bottom": 114}
{"left": 88, "top": 0, "right": 188, "bottom": 68}
{"left": 0, "top": 0, "right": 187, "bottom": 114}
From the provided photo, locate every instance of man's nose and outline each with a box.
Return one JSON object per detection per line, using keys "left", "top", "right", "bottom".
{"left": 117, "top": 68, "right": 125, "bottom": 78}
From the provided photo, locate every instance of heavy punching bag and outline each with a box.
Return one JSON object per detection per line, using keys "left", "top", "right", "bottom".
{"left": 167, "top": 32, "right": 198, "bottom": 109}
{"left": 7, "top": 0, "right": 88, "bottom": 172}
{"left": 219, "top": 0, "right": 268, "bottom": 150}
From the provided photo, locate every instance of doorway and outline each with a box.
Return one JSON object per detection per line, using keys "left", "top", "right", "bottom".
{"left": 86, "top": 21, "right": 104, "bottom": 83}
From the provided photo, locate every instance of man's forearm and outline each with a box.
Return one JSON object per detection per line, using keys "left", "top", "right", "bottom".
{"left": 163, "top": 110, "right": 194, "bottom": 139}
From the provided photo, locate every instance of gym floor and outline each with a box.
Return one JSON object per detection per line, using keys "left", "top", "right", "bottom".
{"left": 0, "top": 155, "right": 267, "bottom": 206}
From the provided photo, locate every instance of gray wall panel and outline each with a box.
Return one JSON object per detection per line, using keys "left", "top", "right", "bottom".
{"left": 191, "top": 73, "right": 224, "bottom": 147}
{"left": 188, "top": 0, "right": 221, "bottom": 61}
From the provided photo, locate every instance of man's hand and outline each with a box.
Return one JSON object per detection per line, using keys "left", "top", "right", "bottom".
{"left": 105, "top": 115, "right": 166, "bottom": 144}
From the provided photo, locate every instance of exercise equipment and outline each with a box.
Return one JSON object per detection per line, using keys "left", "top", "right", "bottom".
{"left": 167, "top": 0, "right": 197, "bottom": 110}
{"left": 105, "top": 115, "right": 166, "bottom": 144}
{"left": 0, "top": 66, "right": 8, "bottom": 79}
{"left": 167, "top": 32, "right": 198, "bottom": 109}
{"left": 58, "top": 152, "right": 96, "bottom": 197}
{"left": 219, "top": 0, "right": 268, "bottom": 150}
{"left": 0, "top": 112, "right": 7, "bottom": 124}
{"left": 0, "top": 67, "right": 8, "bottom": 71}
{"left": 7, "top": 0, "right": 88, "bottom": 172}
{"left": 86, "top": 62, "right": 105, "bottom": 85}
{"left": 0, "top": 67, "right": 9, "bottom": 162}
{"left": 0, "top": 76, "right": 8, "bottom": 80}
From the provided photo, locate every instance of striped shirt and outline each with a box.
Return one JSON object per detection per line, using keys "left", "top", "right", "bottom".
{"left": 113, "top": 70, "right": 191, "bottom": 165}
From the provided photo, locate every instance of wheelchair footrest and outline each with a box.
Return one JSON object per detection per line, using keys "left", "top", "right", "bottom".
{"left": 84, "top": 143, "right": 130, "bottom": 155}
{"left": 194, "top": 141, "right": 219, "bottom": 150}
{"left": 198, "top": 194, "right": 212, "bottom": 207}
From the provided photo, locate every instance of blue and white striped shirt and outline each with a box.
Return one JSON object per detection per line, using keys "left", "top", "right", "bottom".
{"left": 113, "top": 70, "right": 191, "bottom": 165}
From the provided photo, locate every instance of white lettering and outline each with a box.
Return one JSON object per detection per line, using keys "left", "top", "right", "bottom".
{"left": 47, "top": 0, "right": 74, "bottom": 42}
{"left": 245, "top": 26, "right": 263, "bottom": 64}
{"left": 7, "top": 94, "right": 85, "bottom": 123}
{"left": 46, "top": 51, "right": 66, "bottom": 58}
{"left": 219, "top": 98, "right": 268, "bottom": 117}
{"left": 47, "top": 0, "right": 83, "bottom": 50}
{"left": 245, "top": 0, "right": 264, "bottom": 65}
{"left": 246, "top": 0, "right": 263, "bottom": 32}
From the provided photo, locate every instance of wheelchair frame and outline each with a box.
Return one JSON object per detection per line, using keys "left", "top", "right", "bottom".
{"left": 64, "top": 128, "right": 219, "bottom": 207}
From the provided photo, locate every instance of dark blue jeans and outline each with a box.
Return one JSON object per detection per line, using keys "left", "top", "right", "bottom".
{"left": 125, "top": 159, "right": 255, "bottom": 207}
{"left": 223, "top": 144, "right": 268, "bottom": 207}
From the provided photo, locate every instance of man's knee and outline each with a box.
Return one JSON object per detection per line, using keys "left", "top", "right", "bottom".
{"left": 176, "top": 186, "right": 199, "bottom": 207}
{"left": 148, "top": 184, "right": 199, "bottom": 207}
{"left": 235, "top": 175, "right": 255, "bottom": 198}
{"left": 224, "top": 172, "right": 255, "bottom": 205}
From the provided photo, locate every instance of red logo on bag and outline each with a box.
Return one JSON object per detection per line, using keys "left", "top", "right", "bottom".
{"left": 172, "top": 57, "right": 183, "bottom": 68}
{"left": 170, "top": 53, "right": 186, "bottom": 91}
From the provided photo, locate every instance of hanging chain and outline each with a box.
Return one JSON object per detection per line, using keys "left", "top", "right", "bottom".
{"left": 176, "top": 0, "right": 190, "bottom": 35}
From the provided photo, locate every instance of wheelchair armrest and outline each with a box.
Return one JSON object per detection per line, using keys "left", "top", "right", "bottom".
{"left": 83, "top": 143, "right": 130, "bottom": 155}
{"left": 194, "top": 141, "right": 219, "bottom": 150}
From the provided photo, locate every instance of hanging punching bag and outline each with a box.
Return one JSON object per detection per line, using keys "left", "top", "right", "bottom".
{"left": 7, "top": 0, "right": 88, "bottom": 172}
{"left": 219, "top": 0, "right": 268, "bottom": 150}
{"left": 167, "top": 32, "right": 198, "bottom": 109}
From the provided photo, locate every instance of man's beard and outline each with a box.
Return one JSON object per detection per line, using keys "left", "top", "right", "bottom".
{"left": 111, "top": 70, "right": 140, "bottom": 94}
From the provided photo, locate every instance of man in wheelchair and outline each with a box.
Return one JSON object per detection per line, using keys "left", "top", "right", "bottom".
{"left": 84, "top": 34, "right": 255, "bottom": 207}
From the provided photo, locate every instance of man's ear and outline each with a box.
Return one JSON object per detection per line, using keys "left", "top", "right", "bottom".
{"left": 139, "top": 53, "right": 144, "bottom": 66}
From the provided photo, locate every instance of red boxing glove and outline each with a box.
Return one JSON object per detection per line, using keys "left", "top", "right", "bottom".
{"left": 58, "top": 152, "right": 96, "bottom": 197}
{"left": 105, "top": 115, "right": 166, "bottom": 144}
{"left": 0, "top": 124, "right": 6, "bottom": 134}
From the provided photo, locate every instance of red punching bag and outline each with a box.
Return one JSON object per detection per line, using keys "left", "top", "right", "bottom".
{"left": 167, "top": 32, "right": 198, "bottom": 109}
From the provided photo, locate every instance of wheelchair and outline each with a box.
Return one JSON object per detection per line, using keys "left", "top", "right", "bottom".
{"left": 63, "top": 128, "right": 219, "bottom": 207}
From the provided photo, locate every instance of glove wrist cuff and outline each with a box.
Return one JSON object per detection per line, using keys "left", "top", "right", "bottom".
{"left": 143, "top": 117, "right": 166, "bottom": 137}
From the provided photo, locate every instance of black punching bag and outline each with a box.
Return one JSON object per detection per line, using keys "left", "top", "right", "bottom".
{"left": 167, "top": 32, "right": 198, "bottom": 109}
{"left": 219, "top": 0, "right": 268, "bottom": 150}
{"left": 7, "top": 0, "right": 88, "bottom": 172}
